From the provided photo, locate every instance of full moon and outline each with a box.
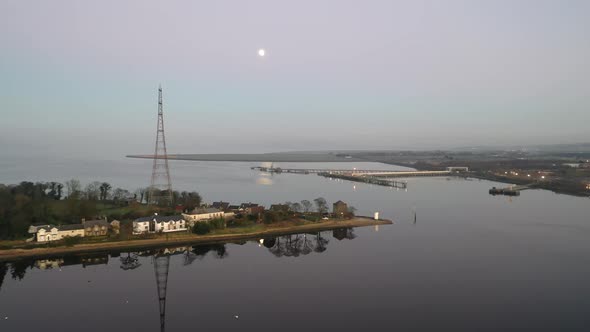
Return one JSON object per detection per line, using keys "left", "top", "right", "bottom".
{"left": 258, "top": 49, "right": 266, "bottom": 57}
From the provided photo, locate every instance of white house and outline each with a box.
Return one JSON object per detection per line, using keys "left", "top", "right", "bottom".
{"left": 182, "top": 207, "right": 227, "bottom": 226}
{"left": 36, "top": 224, "right": 85, "bottom": 243}
{"left": 133, "top": 214, "right": 187, "bottom": 235}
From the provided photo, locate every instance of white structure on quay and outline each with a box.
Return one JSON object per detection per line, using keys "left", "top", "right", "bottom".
{"left": 182, "top": 207, "right": 230, "bottom": 227}
{"left": 133, "top": 214, "right": 187, "bottom": 235}
{"left": 36, "top": 224, "right": 85, "bottom": 243}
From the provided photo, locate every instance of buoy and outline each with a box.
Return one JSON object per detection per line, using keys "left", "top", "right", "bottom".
{"left": 234, "top": 315, "right": 239, "bottom": 319}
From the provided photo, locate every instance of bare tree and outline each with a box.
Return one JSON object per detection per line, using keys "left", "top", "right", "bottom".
{"left": 135, "top": 188, "right": 147, "bottom": 204}
{"left": 85, "top": 181, "right": 101, "bottom": 200}
{"left": 314, "top": 197, "right": 328, "bottom": 214}
{"left": 112, "top": 188, "right": 129, "bottom": 201}
{"left": 301, "top": 200, "right": 312, "bottom": 213}
{"left": 290, "top": 202, "right": 302, "bottom": 213}
{"left": 65, "top": 179, "right": 81, "bottom": 199}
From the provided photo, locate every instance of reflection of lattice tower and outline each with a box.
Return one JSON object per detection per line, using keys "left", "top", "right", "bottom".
{"left": 154, "top": 255, "right": 170, "bottom": 332}
{"left": 148, "top": 85, "right": 173, "bottom": 206}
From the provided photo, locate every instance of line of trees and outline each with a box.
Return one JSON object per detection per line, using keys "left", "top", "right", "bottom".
{"left": 282, "top": 198, "right": 327, "bottom": 214}
{"left": 286, "top": 198, "right": 355, "bottom": 216}
{"left": 0, "top": 180, "right": 202, "bottom": 239}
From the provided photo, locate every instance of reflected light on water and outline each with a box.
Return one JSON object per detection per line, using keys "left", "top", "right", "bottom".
{"left": 256, "top": 174, "right": 273, "bottom": 185}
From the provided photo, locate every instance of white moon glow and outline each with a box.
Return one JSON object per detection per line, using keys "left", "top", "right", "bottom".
{"left": 258, "top": 49, "right": 266, "bottom": 57}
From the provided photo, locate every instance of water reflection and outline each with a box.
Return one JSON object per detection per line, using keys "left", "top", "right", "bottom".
{"left": 120, "top": 253, "right": 141, "bottom": 270}
{"left": 0, "top": 262, "right": 7, "bottom": 293}
{"left": 185, "top": 244, "right": 228, "bottom": 263}
{"left": 1, "top": 228, "right": 359, "bottom": 331}
{"left": 31, "top": 254, "right": 110, "bottom": 270}
{"left": 332, "top": 228, "right": 356, "bottom": 241}
{"left": 264, "top": 228, "right": 354, "bottom": 257}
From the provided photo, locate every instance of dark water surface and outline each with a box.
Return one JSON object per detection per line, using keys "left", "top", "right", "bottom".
{"left": 1, "top": 158, "right": 590, "bottom": 331}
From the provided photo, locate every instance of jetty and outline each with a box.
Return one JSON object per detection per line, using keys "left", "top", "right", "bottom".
{"left": 252, "top": 167, "right": 453, "bottom": 177}
{"left": 489, "top": 184, "right": 532, "bottom": 196}
{"left": 318, "top": 172, "right": 408, "bottom": 189}
{"left": 252, "top": 166, "right": 467, "bottom": 188}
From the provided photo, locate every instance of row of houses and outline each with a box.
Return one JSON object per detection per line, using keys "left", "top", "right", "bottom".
{"left": 29, "top": 218, "right": 116, "bottom": 243}
{"left": 30, "top": 200, "right": 354, "bottom": 240}
{"left": 133, "top": 206, "right": 236, "bottom": 235}
{"left": 211, "top": 201, "right": 264, "bottom": 215}
{"left": 132, "top": 201, "right": 273, "bottom": 235}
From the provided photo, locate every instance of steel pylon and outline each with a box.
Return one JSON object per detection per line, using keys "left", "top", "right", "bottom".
{"left": 148, "top": 85, "right": 173, "bottom": 206}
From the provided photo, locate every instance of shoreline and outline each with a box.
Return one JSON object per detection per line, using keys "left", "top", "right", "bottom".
{"left": 0, "top": 217, "right": 391, "bottom": 262}
{"left": 466, "top": 173, "right": 590, "bottom": 197}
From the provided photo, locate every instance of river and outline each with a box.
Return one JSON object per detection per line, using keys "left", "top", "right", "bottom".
{"left": 1, "top": 157, "right": 590, "bottom": 331}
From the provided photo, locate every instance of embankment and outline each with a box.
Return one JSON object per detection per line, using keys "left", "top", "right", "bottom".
{"left": 0, "top": 217, "right": 391, "bottom": 262}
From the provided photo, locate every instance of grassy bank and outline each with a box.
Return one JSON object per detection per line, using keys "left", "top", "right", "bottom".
{"left": 0, "top": 217, "right": 391, "bottom": 262}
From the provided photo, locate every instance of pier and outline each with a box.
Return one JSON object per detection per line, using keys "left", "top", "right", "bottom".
{"left": 489, "top": 184, "right": 532, "bottom": 196}
{"left": 318, "top": 172, "right": 408, "bottom": 189}
{"left": 251, "top": 166, "right": 466, "bottom": 189}
{"left": 251, "top": 167, "right": 454, "bottom": 177}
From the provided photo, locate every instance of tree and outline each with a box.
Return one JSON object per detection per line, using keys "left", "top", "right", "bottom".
{"left": 290, "top": 202, "right": 302, "bottom": 213}
{"left": 99, "top": 182, "right": 112, "bottom": 200}
{"left": 143, "top": 187, "right": 152, "bottom": 204}
{"left": 314, "top": 197, "right": 328, "bottom": 214}
{"left": 348, "top": 206, "right": 357, "bottom": 216}
{"left": 135, "top": 188, "right": 147, "bottom": 204}
{"left": 46, "top": 182, "right": 58, "bottom": 200}
{"left": 85, "top": 182, "right": 101, "bottom": 200}
{"left": 112, "top": 188, "right": 130, "bottom": 202}
{"left": 182, "top": 192, "right": 202, "bottom": 211}
{"left": 301, "top": 200, "right": 312, "bottom": 213}
{"left": 263, "top": 211, "right": 278, "bottom": 224}
{"left": 193, "top": 222, "right": 211, "bottom": 235}
{"left": 65, "top": 179, "right": 82, "bottom": 199}
{"left": 57, "top": 183, "right": 63, "bottom": 200}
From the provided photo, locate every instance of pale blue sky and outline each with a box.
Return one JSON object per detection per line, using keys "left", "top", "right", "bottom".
{"left": 1, "top": 0, "right": 589, "bottom": 158}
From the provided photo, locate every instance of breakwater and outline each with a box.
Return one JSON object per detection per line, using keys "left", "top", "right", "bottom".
{"left": 318, "top": 172, "right": 407, "bottom": 189}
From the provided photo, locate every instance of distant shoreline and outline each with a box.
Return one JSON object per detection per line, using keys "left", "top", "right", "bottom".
{"left": 126, "top": 153, "right": 366, "bottom": 163}
{"left": 0, "top": 217, "right": 391, "bottom": 262}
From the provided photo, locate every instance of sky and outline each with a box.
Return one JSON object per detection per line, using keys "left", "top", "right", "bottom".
{"left": 1, "top": 0, "right": 589, "bottom": 158}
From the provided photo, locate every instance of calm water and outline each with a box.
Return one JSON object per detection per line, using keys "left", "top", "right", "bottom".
{"left": 1, "top": 157, "right": 590, "bottom": 331}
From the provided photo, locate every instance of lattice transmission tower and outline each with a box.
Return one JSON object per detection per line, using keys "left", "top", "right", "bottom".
{"left": 154, "top": 254, "right": 170, "bottom": 332}
{"left": 148, "top": 85, "right": 173, "bottom": 206}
